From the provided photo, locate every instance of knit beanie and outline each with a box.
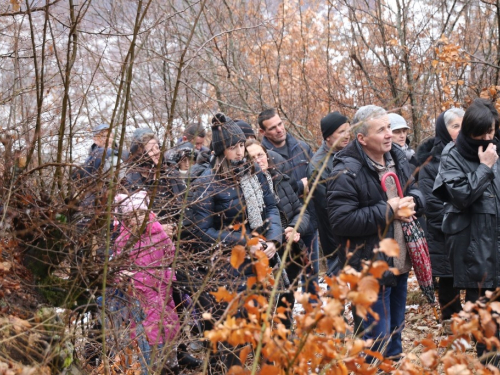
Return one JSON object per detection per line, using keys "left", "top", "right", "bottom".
{"left": 115, "top": 191, "right": 149, "bottom": 215}
{"left": 235, "top": 120, "right": 256, "bottom": 139}
{"left": 321, "top": 111, "right": 349, "bottom": 139}
{"left": 211, "top": 113, "right": 246, "bottom": 156}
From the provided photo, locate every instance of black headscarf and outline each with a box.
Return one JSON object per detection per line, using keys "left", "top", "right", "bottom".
{"left": 434, "top": 111, "right": 453, "bottom": 147}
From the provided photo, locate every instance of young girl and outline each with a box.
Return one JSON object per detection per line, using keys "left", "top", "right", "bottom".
{"left": 114, "top": 190, "right": 179, "bottom": 372}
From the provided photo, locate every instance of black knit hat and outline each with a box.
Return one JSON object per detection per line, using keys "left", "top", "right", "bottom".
{"left": 211, "top": 113, "right": 246, "bottom": 156}
{"left": 321, "top": 111, "right": 349, "bottom": 140}
{"left": 235, "top": 119, "right": 256, "bottom": 139}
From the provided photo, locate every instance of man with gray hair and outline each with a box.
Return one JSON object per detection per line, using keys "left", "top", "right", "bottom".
{"left": 327, "top": 105, "right": 425, "bottom": 361}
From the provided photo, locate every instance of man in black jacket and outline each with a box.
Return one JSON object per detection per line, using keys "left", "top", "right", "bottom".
{"left": 307, "top": 111, "right": 350, "bottom": 277}
{"left": 327, "top": 105, "right": 424, "bottom": 360}
{"left": 258, "top": 108, "right": 319, "bottom": 296}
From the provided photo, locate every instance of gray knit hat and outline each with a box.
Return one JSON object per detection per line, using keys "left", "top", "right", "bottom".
{"left": 211, "top": 113, "right": 246, "bottom": 156}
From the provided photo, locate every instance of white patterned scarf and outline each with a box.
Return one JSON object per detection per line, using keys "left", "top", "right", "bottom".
{"left": 240, "top": 173, "right": 265, "bottom": 229}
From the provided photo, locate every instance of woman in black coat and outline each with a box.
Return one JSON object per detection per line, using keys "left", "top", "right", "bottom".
{"left": 417, "top": 108, "right": 464, "bottom": 321}
{"left": 434, "top": 98, "right": 500, "bottom": 359}
{"left": 187, "top": 114, "right": 282, "bottom": 372}
{"left": 245, "top": 139, "right": 310, "bottom": 329}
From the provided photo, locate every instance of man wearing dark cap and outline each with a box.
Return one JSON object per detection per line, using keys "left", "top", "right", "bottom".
{"left": 307, "top": 111, "right": 350, "bottom": 277}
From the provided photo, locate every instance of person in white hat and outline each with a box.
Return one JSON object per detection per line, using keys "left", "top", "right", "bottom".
{"left": 389, "top": 113, "right": 417, "bottom": 168}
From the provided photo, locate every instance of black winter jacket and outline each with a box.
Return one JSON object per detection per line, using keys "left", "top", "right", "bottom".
{"left": 187, "top": 164, "right": 282, "bottom": 276}
{"left": 262, "top": 133, "right": 317, "bottom": 235}
{"left": 269, "top": 168, "right": 309, "bottom": 236}
{"left": 307, "top": 142, "right": 341, "bottom": 269}
{"left": 262, "top": 133, "right": 312, "bottom": 197}
{"left": 433, "top": 142, "right": 500, "bottom": 288}
{"left": 417, "top": 138, "right": 452, "bottom": 277}
{"left": 327, "top": 141, "right": 424, "bottom": 285}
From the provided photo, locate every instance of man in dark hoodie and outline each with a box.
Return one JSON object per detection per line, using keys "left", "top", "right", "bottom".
{"left": 417, "top": 108, "right": 464, "bottom": 324}
{"left": 307, "top": 111, "right": 350, "bottom": 277}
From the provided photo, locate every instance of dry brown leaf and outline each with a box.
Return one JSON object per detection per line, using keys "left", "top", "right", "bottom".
{"left": 446, "top": 364, "right": 471, "bottom": 375}
{"left": 0, "top": 261, "right": 11, "bottom": 272}
{"left": 420, "top": 349, "right": 439, "bottom": 368}
{"left": 397, "top": 206, "right": 413, "bottom": 218}
{"left": 378, "top": 238, "right": 400, "bottom": 257}
{"left": 239, "top": 345, "right": 252, "bottom": 364}
{"left": 247, "top": 237, "right": 260, "bottom": 246}
{"left": 230, "top": 245, "right": 246, "bottom": 269}
{"left": 9, "top": 315, "right": 31, "bottom": 333}
{"left": 210, "top": 287, "right": 236, "bottom": 303}
{"left": 368, "top": 260, "right": 389, "bottom": 278}
{"left": 253, "top": 250, "right": 270, "bottom": 283}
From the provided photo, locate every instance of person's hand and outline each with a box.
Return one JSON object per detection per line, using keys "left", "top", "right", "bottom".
{"left": 249, "top": 241, "right": 264, "bottom": 255}
{"left": 284, "top": 227, "right": 300, "bottom": 243}
{"left": 479, "top": 143, "right": 498, "bottom": 168}
{"left": 387, "top": 197, "right": 400, "bottom": 214}
{"left": 301, "top": 177, "right": 309, "bottom": 196}
{"left": 394, "top": 196, "right": 416, "bottom": 222}
{"left": 162, "top": 223, "right": 176, "bottom": 237}
{"left": 263, "top": 241, "right": 277, "bottom": 259}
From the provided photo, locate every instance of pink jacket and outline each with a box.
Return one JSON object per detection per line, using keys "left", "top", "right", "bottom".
{"left": 115, "top": 214, "right": 179, "bottom": 345}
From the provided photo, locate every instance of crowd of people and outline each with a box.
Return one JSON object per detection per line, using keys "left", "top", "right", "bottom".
{"left": 73, "top": 97, "right": 500, "bottom": 373}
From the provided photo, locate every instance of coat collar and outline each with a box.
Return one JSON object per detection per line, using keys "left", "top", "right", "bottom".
{"left": 261, "top": 133, "right": 298, "bottom": 152}
{"left": 334, "top": 139, "right": 404, "bottom": 172}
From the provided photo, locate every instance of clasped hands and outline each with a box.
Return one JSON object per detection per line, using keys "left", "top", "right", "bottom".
{"left": 249, "top": 240, "right": 277, "bottom": 259}
{"left": 387, "top": 196, "right": 416, "bottom": 223}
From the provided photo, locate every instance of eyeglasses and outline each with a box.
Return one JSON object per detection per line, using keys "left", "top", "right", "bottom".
{"left": 253, "top": 152, "right": 267, "bottom": 161}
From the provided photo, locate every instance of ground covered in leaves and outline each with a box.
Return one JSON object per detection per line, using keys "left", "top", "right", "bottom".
{"left": 0, "top": 248, "right": 479, "bottom": 375}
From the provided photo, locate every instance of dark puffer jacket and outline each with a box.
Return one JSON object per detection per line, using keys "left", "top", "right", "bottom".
{"left": 433, "top": 143, "right": 500, "bottom": 289}
{"left": 262, "top": 133, "right": 317, "bottom": 235}
{"left": 262, "top": 133, "right": 312, "bottom": 196}
{"left": 307, "top": 141, "right": 341, "bottom": 271}
{"left": 417, "top": 137, "right": 452, "bottom": 277}
{"left": 327, "top": 141, "right": 424, "bottom": 285}
{"left": 269, "top": 168, "right": 309, "bottom": 235}
{"left": 187, "top": 164, "right": 282, "bottom": 276}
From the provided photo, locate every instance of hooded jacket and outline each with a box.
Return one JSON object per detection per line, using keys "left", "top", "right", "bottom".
{"left": 327, "top": 140, "right": 424, "bottom": 285}
{"left": 114, "top": 216, "right": 179, "bottom": 345}
{"left": 433, "top": 142, "right": 500, "bottom": 288}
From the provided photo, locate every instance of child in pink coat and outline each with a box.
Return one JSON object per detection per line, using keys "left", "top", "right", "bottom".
{"left": 114, "top": 191, "right": 179, "bottom": 370}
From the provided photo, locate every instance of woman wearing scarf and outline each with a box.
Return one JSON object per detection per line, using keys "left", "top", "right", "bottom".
{"left": 187, "top": 113, "right": 282, "bottom": 372}
{"left": 434, "top": 98, "right": 500, "bottom": 362}
{"left": 245, "top": 139, "right": 310, "bottom": 330}
{"left": 417, "top": 108, "right": 464, "bottom": 324}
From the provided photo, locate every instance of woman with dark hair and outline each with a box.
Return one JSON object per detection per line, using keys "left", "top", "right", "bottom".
{"left": 187, "top": 113, "right": 282, "bottom": 372}
{"left": 245, "top": 139, "right": 310, "bottom": 330}
{"left": 417, "top": 108, "right": 464, "bottom": 324}
{"left": 434, "top": 98, "right": 500, "bottom": 361}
